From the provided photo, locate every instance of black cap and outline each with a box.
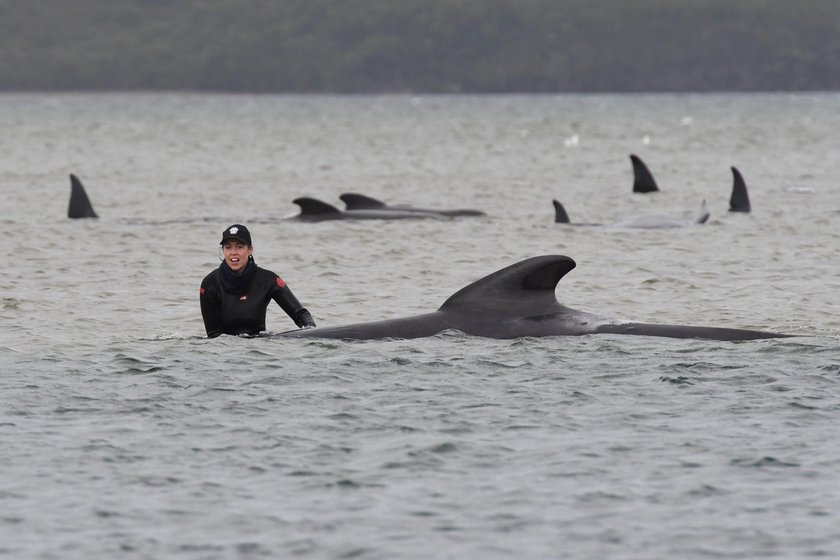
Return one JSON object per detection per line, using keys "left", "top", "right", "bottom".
{"left": 220, "top": 224, "right": 252, "bottom": 245}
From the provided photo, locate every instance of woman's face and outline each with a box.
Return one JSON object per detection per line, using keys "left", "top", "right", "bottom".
{"left": 222, "top": 240, "right": 253, "bottom": 272}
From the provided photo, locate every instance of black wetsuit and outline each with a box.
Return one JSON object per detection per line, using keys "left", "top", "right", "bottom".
{"left": 200, "top": 258, "right": 315, "bottom": 338}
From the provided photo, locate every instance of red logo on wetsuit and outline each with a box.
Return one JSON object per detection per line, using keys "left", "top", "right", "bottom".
{"left": 200, "top": 287, "right": 205, "bottom": 295}
{"left": 276, "top": 277, "right": 286, "bottom": 288}
{"left": 239, "top": 295, "right": 248, "bottom": 301}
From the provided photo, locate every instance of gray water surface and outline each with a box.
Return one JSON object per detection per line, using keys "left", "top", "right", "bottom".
{"left": 1, "top": 93, "right": 839, "bottom": 559}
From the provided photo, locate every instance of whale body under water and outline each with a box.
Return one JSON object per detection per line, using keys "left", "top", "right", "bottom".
{"left": 279, "top": 255, "right": 791, "bottom": 341}
{"left": 552, "top": 200, "right": 710, "bottom": 229}
{"left": 629, "top": 154, "right": 753, "bottom": 213}
{"left": 554, "top": 158, "right": 753, "bottom": 226}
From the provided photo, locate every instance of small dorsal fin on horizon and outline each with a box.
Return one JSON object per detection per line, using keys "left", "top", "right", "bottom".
{"left": 552, "top": 199, "right": 571, "bottom": 223}
{"left": 68, "top": 174, "right": 98, "bottom": 219}
{"left": 729, "top": 166, "right": 751, "bottom": 213}
{"left": 439, "top": 255, "right": 576, "bottom": 313}
{"left": 630, "top": 154, "right": 660, "bottom": 193}
{"left": 292, "top": 197, "right": 342, "bottom": 215}
{"left": 339, "top": 193, "right": 387, "bottom": 210}
{"left": 695, "top": 199, "right": 710, "bottom": 224}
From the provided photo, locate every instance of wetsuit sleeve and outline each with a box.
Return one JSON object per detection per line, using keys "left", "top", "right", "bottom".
{"left": 200, "top": 275, "right": 225, "bottom": 338}
{"left": 271, "top": 276, "right": 316, "bottom": 328}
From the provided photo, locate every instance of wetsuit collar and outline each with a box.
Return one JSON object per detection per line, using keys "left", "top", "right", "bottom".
{"left": 219, "top": 256, "right": 257, "bottom": 295}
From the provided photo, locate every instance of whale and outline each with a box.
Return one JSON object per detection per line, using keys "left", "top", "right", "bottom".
{"left": 290, "top": 197, "right": 445, "bottom": 222}
{"left": 630, "top": 156, "right": 751, "bottom": 213}
{"left": 553, "top": 199, "right": 710, "bottom": 228}
{"left": 631, "top": 154, "right": 660, "bottom": 193}
{"left": 729, "top": 166, "right": 751, "bottom": 212}
{"left": 340, "top": 193, "right": 486, "bottom": 217}
{"left": 68, "top": 174, "right": 98, "bottom": 218}
{"left": 279, "top": 255, "right": 790, "bottom": 341}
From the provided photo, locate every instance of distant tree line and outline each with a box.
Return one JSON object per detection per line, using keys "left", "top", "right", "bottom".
{"left": 1, "top": 0, "right": 838, "bottom": 93}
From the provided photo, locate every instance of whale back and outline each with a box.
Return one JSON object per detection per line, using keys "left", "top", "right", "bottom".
{"left": 341, "top": 192, "right": 485, "bottom": 217}
{"left": 279, "top": 255, "right": 789, "bottom": 341}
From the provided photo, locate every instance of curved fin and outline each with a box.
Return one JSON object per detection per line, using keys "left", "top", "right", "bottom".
{"left": 292, "top": 197, "right": 342, "bottom": 215}
{"left": 68, "top": 174, "right": 98, "bottom": 218}
{"left": 729, "top": 166, "right": 751, "bottom": 213}
{"left": 630, "top": 154, "right": 660, "bottom": 193}
{"left": 339, "top": 193, "right": 387, "bottom": 210}
{"left": 439, "top": 255, "right": 576, "bottom": 313}
{"left": 552, "top": 199, "right": 571, "bottom": 223}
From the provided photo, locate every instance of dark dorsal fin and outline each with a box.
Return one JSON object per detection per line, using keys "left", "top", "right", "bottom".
{"left": 695, "top": 199, "right": 710, "bottom": 224}
{"left": 552, "top": 199, "right": 571, "bottom": 223}
{"left": 292, "top": 197, "right": 342, "bottom": 215}
{"left": 439, "top": 255, "right": 576, "bottom": 314}
{"left": 630, "top": 154, "right": 660, "bottom": 193}
{"left": 729, "top": 166, "right": 751, "bottom": 213}
{"left": 339, "top": 193, "right": 387, "bottom": 210}
{"left": 68, "top": 174, "right": 98, "bottom": 218}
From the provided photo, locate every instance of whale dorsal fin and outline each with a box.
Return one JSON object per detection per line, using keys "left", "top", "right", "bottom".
{"left": 340, "top": 193, "right": 387, "bottom": 210}
{"left": 630, "top": 154, "right": 659, "bottom": 193}
{"left": 293, "top": 197, "right": 342, "bottom": 215}
{"left": 729, "top": 167, "right": 751, "bottom": 213}
{"left": 552, "top": 199, "right": 571, "bottom": 223}
{"left": 695, "top": 199, "right": 710, "bottom": 224}
{"left": 439, "top": 255, "right": 575, "bottom": 314}
{"left": 68, "top": 174, "right": 98, "bottom": 218}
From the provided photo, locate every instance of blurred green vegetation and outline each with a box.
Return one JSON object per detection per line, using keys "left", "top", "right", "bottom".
{"left": 1, "top": 0, "right": 838, "bottom": 92}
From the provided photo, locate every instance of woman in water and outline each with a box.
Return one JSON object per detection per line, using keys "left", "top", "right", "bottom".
{"left": 200, "top": 224, "right": 316, "bottom": 337}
